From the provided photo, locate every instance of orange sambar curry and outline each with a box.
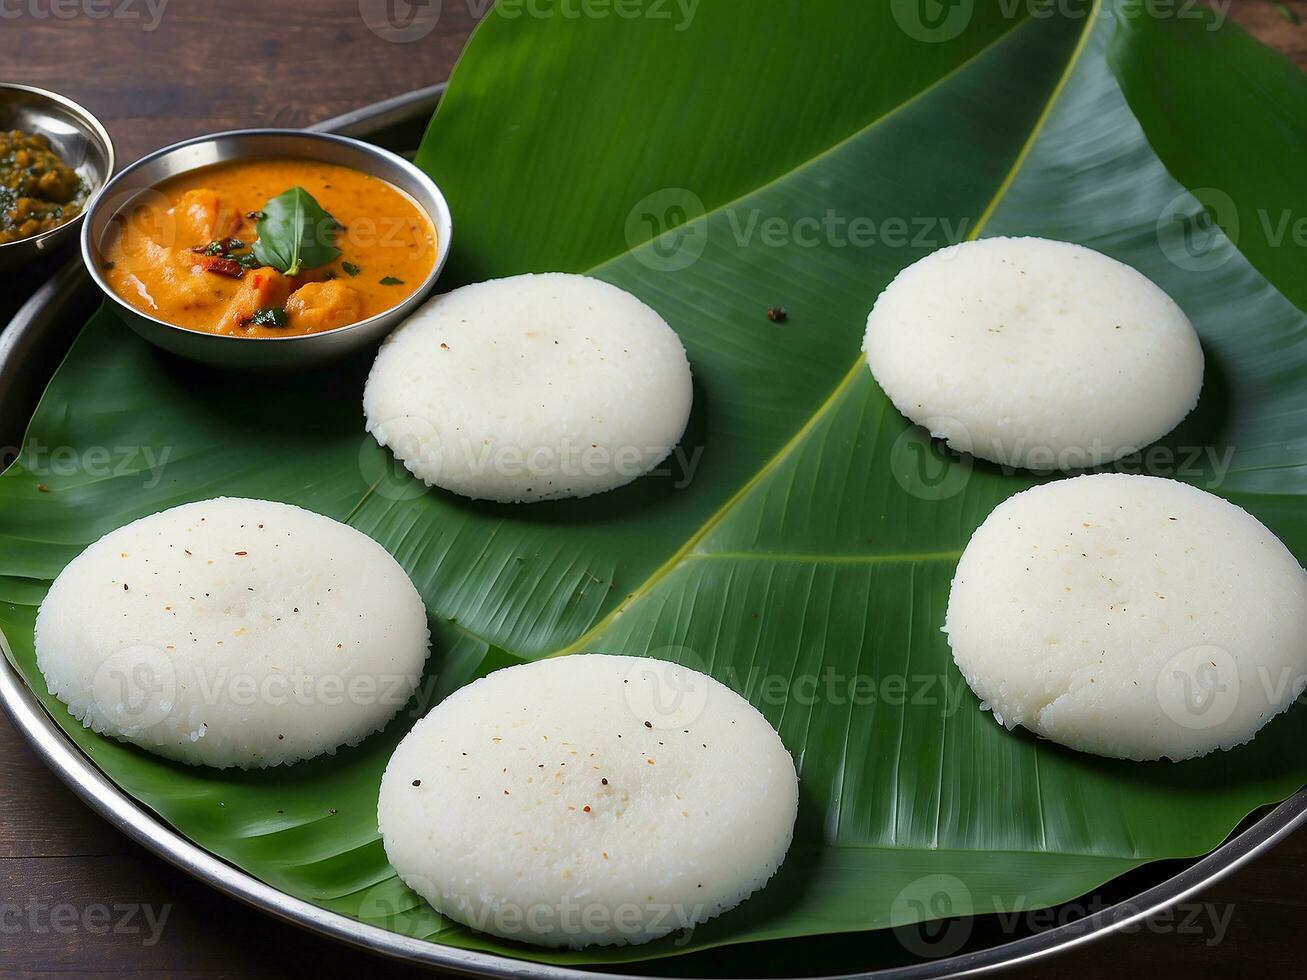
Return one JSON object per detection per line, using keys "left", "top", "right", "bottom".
{"left": 102, "top": 158, "right": 436, "bottom": 338}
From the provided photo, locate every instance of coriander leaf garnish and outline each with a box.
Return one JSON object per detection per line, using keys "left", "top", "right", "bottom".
{"left": 193, "top": 237, "right": 245, "bottom": 257}
{"left": 251, "top": 187, "right": 341, "bottom": 277}
{"left": 379, "top": 276, "right": 404, "bottom": 286}
{"left": 247, "top": 307, "right": 289, "bottom": 328}
{"left": 342, "top": 261, "right": 361, "bottom": 277}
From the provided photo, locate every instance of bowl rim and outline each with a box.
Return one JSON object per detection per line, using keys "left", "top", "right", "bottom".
{"left": 79, "top": 127, "right": 453, "bottom": 345}
{"left": 0, "top": 82, "right": 116, "bottom": 253}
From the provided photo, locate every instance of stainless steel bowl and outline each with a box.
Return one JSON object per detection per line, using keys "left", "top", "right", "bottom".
{"left": 0, "top": 84, "right": 115, "bottom": 272}
{"left": 81, "top": 129, "right": 453, "bottom": 371}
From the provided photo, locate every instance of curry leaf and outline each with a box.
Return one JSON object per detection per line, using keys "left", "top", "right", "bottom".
{"left": 251, "top": 187, "right": 341, "bottom": 277}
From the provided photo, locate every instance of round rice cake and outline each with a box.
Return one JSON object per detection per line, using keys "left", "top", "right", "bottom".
{"left": 863, "top": 237, "right": 1204, "bottom": 471}
{"left": 363, "top": 273, "right": 693, "bottom": 503}
{"left": 944, "top": 474, "right": 1307, "bottom": 761}
{"left": 35, "top": 497, "right": 430, "bottom": 769}
{"left": 378, "top": 654, "right": 798, "bottom": 948}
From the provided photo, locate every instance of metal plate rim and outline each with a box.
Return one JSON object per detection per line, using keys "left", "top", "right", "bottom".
{"left": 1, "top": 82, "right": 1305, "bottom": 980}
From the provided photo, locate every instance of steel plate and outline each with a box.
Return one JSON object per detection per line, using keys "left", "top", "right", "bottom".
{"left": 1, "top": 82, "right": 1304, "bottom": 979}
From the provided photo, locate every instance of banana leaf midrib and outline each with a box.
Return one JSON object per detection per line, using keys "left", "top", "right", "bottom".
{"left": 450, "top": 7, "right": 1103, "bottom": 664}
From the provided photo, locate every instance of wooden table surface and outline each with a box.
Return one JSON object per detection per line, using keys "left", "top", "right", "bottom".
{"left": 2, "top": 1, "right": 1305, "bottom": 977}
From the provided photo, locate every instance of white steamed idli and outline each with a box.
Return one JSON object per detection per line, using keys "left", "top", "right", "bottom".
{"left": 863, "top": 237, "right": 1204, "bottom": 471}
{"left": 945, "top": 474, "right": 1307, "bottom": 761}
{"left": 35, "top": 497, "right": 430, "bottom": 769}
{"left": 363, "top": 273, "right": 693, "bottom": 503}
{"left": 378, "top": 654, "right": 798, "bottom": 948}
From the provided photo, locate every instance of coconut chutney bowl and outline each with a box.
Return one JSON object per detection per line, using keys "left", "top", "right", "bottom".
{"left": 80, "top": 128, "right": 453, "bottom": 372}
{"left": 0, "top": 84, "right": 114, "bottom": 273}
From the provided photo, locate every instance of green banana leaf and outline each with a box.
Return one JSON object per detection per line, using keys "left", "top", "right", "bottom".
{"left": 3, "top": 0, "right": 1307, "bottom": 969}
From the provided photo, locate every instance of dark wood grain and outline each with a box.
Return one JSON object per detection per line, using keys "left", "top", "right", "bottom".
{"left": 4, "top": 0, "right": 478, "bottom": 163}
{"left": 2, "top": 0, "right": 1306, "bottom": 976}
{"left": 1227, "top": 0, "right": 1307, "bottom": 63}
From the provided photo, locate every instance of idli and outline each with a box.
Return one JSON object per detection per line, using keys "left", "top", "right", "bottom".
{"left": 944, "top": 474, "right": 1307, "bottom": 761}
{"left": 35, "top": 497, "right": 430, "bottom": 769}
{"left": 864, "top": 237, "right": 1204, "bottom": 471}
{"left": 363, "top": 273, "right": 693, "bottom": 503}
{"left": 378, "top": 654, "right": 797, "bottom": 948}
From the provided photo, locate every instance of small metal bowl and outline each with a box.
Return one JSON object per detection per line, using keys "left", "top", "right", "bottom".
{"left": 81, "top": 129, "right": 453, "bottom": 371}
{"left": 0, "top": 84, "right": 114, "bottom": 272}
